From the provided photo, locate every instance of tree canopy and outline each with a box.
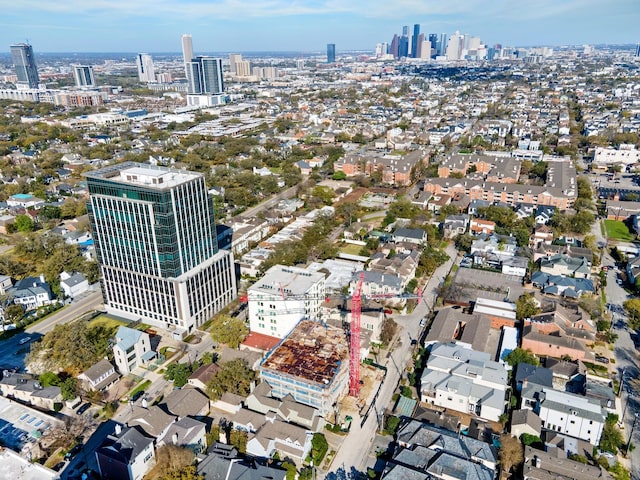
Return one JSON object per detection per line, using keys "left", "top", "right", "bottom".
{"left": 205, "top": 359, "right": 256, "bottom": 401}
{"left": 209, "top": 314, "right": 248, "bottom": 349}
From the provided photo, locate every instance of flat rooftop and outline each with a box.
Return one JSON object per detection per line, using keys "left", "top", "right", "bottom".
{"left": 249, "top": 265, "right": 326, "bottom": 297}
{"left": 261, "top": 320, "right": 348, "bottom": 386}
{"left": 85, "top": 161, "right": 201, "bottom": 189}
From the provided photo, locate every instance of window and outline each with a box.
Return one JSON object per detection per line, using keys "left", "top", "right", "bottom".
{"left": 144, "top": 452, "right": 153, "bottom": 463}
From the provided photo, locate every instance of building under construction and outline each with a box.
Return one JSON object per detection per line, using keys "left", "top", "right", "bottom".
{"left": 259, "top": 320, "right": 349, "bottom": 415}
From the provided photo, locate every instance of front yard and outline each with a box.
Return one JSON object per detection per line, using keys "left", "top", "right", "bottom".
{"left": 604, "top": 220, "right": 635, "bottom": 242}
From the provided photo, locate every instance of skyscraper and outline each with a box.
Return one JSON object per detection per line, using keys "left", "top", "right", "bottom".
{"left": 229, "top": 53, "right": 243, "bottom": 75}
{"left": 181, "top": 34, "right": 194, "bottom": 64}
{"left": 186, "top": 57, "right": 224, "bottom": 95}
{"left": 73, "top": 65, "right": 96, "bottom": 88}
{"left": 398, "top": 35, "right": 409, "bottom": 58}
{"left": 136, "top": 53, "right": 156, "bottom": 83}
{"left": 10, "top": 43, "right": 39, "bottom": 89}
{"left": 636, "top": 43, "right": 640, "bottom": 57}
{"left": 389, "top": 34, "right": 399, "bottom": 59}
{"left": 411, "top": 24, "right": 421, "bottom": 58}
{"left": 327, "top": 44, "right": 336, "bottom": 63}
{"left": 428, "top": 34, "right": 438, "bottom": 58}
{"left": 86, "top": 162, "right": 236, "bottom": 332}
{"left": 439, "top": 33, "right": 448, "bottom": 56}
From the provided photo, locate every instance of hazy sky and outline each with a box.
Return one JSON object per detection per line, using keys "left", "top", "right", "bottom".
{"left": 0, "top": 0, "right": 638, "bottom": 53}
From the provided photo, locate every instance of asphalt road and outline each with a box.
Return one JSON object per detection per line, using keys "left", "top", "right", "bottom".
{"left": 0, "top": 288, "right": 104, "bottom": 370}
{"left": 325, "top": 243, "right": 458, "bottom": 478}
{"left": 237, "top": 185, "right": 298, "bottom": 219}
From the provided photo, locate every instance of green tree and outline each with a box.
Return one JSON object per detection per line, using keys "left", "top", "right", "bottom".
{"left": 38, "top": 371, "right": 61, "bottom": 387}
{"left": 209, "top": 314, "right": 248, "bottom": 349}
{"left": 60, "top": 377, "right": 78, "bottom": 400}
{"left": 504, "top": 348, "right": 539, "bottom": 368}
{"left": 229, "top": 429, "right": 248, "bottom": 454}
{"left": 455, "top": 233, "right": 474, "bottom": 253}
{"left": 164, "top": 363, "right": 193, "bottom": 388}
{"left": 332, "top": 171, "right": 347, "bottom": 180}
{"left": 5, "top": 304, "right": 25, "bottom": 324}
{"left": 624, "top": 298, "right": 640, "bottom": 330}
{"left": 14, "top": 214, "right": 34, "bottom": 232}
{"left": 516, "top": 294, "right": 540, "bottom": 321}
{"left": 310, "top": 433, "right": 329, "bottom": 465}
{"left": 600, "top": 413, "right": 624, "bottom": 454}
{"left": 205, "top": 359, "right": 256, "bottom": 401}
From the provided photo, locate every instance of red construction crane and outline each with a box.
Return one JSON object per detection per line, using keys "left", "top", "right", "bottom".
{"left": 241, "top": 277, "right": 423, "bottom": 398}
{"left": 350, "top": 272, "right": 364, "bottom": 397}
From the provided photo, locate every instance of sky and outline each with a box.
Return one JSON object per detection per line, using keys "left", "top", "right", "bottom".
{"left": 0, "top": 0, "right": 638, "bottom": 53}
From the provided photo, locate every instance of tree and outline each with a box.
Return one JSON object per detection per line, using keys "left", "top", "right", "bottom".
{"left": 498, "top": 433, "right": 524, "bottom": 475}
{"left": 229, "top": 429, "right": 248, "bottom": 453}
{"left": 155, "top": 445, "right": 198, "bottom": 480}
{"left": 332, "top": 171, "right": 347, "bottom": 180}
{"left": 380, "top": 317, "right": 397, "bottom": 347}
{"left": 14, "top": 214, "right": 34, "bottom": 232}
{"left": 164, "top": 362, "right": 193, "bottom": 388}
{"left": 205, "top": 359, "right": 256, "bottom": 401}
{"left": 624, "top": 298, "right": 640, "bottom": 330}
{"left": 455, "top": 233, "right": 474, "bottom": 253}
{"left": 310, "top": 432, "right": 329, "bottom": 465}
{"left": 60, "top": 377, "right": 78, "bottom": 401}
{"left": 516, "top": 294, "right": 540, "bottom": 321}
{"left": 38, "top": 371, "right": 61, "bottom": 387}
{"left": 600, "top": 413, "right": 624, "bottom": 454}
{"left": 209, "top": 314, "right": 248, "bottom": 349}
{"left": 504, "top": 348, "right": 539, "bottom": 368}
{"left": 5, "top": 304, "right": 25, "bottom": 324}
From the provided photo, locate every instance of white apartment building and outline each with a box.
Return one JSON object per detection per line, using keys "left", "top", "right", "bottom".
{"left": 420, "top": 342, "right": 509, "bottom": 422}
{"left": 521, "top": 383, "right": 605, "bottom": 445}
{"left": 248, "top": 265, "right": 326, "bottom": 339}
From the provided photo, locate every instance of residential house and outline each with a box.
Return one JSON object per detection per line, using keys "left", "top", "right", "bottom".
{"left": 510, "top": 409, "right": 542, "bottom": 439}
{"left": 0, "top": 372, "right": 62, "bottom": 411}
{"left": 0, "top": 215, "right": 15, "bottom": 234}
{"left": 157, "top": 416, "right": 207, "bottom": 454}
{"left": 59, "top": 271, "right": 89, "bottom": 299}
{"left": 520, "top": 383, "right": 606, "bottom": 446}
{"left": 523, "top": 446, "right": 613, "bottom": 480}
{"left": 539, "top": 254, "right": 591, "bottom": 278}
{"left": 8, "top": 275, "right": 55, "bottom": 311}
{"left": 197, "top": 445, "right": 286, "bottom": 480}
{"left": 501, "top": 256, "right": 528, "bottom": 277}
{"left": 391, "top": 227, "right": 427, "bottom": 245}
{"left": 535, "top": 205, "right": 556, "bottom": 225}
{"left": 420, "top": 342, "right": 509, "bottom": 422}
{"left": 531, "top": 271, "right": 595, "bottom": 297}
{"left": 113, "top": 326, "right": 154, "bottom": 375}
{"left": 7, "top": 193, "right": 45, "bottom": 209}
{"left": 529, "top": 225, "right": 554, "bottom": 250}
{"left": 470, "top": 219, "right": 497, "bottom": 236}
{"left": 351, "top": 270, "right": 403, "bottom": 299}
{"left": 128, "top": 405, "right": 176, "bottom": 440}
{"left": 606, "top": 200, "right": 640, "bottom": 220}
{"left": 367, "top": 250, "right": 420, "bottom": 289}
{"left": 442, "top": 214, "right": 469, "bottom": 239}
{"left": 78, "top": 359, "right": 120, "bottom": 392}
{"left": 161, "top": 388, "right": 210, "bottom": 418}
{"left": 96, "top": 424, "right": 156, "bottom": 480}
{"left": 187, "top": 362, "right": 221, "bottom": 392}
{"left": 627, "top": 256, "right": 640, "bottom": 287}
{"left": 424, "top": 308, "right": 492, "bottom": 354}
{"left": 395, "top": 418, "right": 497, "bottom": 471}
{"left": 0, "top": 275, "right": 12, "bottom": 294}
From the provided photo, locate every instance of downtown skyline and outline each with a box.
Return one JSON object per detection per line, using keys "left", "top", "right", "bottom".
{"left": 0, "top": 0, "right": 637, "bottom": 53}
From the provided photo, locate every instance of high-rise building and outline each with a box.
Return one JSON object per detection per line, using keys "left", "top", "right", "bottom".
{"left": 416, "top": 33, "right": 426, "bottom": 58}
{"left": 136, "top": 53, "right": 156, "bottom": 83}
{"left": 10, "top": 43, "right": 39, "bottom": 89}
{"left": 389, "top": 34, "right": 399, "bottom": 59}
{"left": 229, "top": 53, "right": 242, "bottom": 75}
{"left": 73, "top": 65, "right": 96, "bottom": 88}
{"left": 428, "top": 34, "right": 438, "bottom": 58}
{"left": 86, "top": 162, "right": 236, "bottom": 332}
{"left": 636, "top": 43, "right": 640, "bottom": 57}
{"left": 181, "top": 34, "right": 194, "bottom": 64}
{"left": 182, "top": 34, "right": 194, "bottom": 80}
{"left": 327, "top": 44, "right": 336, "bottom": 63}
{"left": 411, "top": 24, "right": 421, "bottom": 58}
{"left": 398, "top": 36, "right": 409, "bottom": 58}
{"left": 186, "top": 56, "right": 224, "bottom": 95}
{"left": 439, "top": 33, "right": 448, "bottom": 56}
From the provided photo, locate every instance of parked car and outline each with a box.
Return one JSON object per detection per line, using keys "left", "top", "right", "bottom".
{"left": 131, "top": 390, "right": 145, "bottom": 402}
{"left": 419, "top": 318, "right": 426, "bottom": 328}
{"left": 64, "top": 444, "right": 82, "bottom": 460}
{"left": 18, "top": 336, "right": 31, "bottom": 345}
{"left": 595, "top": 355, "right": 610, "bottom": 364}
{"left": 76, "top": 402, "right": 91, "bottom": 415}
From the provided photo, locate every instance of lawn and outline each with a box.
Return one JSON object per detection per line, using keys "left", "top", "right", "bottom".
{"left": 339, "top": 243, "right": 364, "bottom": 256}
{"left": 87, "top": 315, "right": 128, "bottom": 331}
{"left": 604, "top": 220, "right": 635, "bottom": 242}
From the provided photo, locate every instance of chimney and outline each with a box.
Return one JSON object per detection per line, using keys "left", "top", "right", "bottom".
{"left": 39, "top": 274, "right": 45, "bottom": 283}
{"left": 172, "top": 433, "right": 179, "bottom": 445}
{"left": 115, "top": 424, "right": 122, "bottom": 435}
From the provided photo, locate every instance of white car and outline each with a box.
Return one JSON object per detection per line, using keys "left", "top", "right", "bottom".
{"left": 18, "top": 337, "right": 31, "bottom": 345}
